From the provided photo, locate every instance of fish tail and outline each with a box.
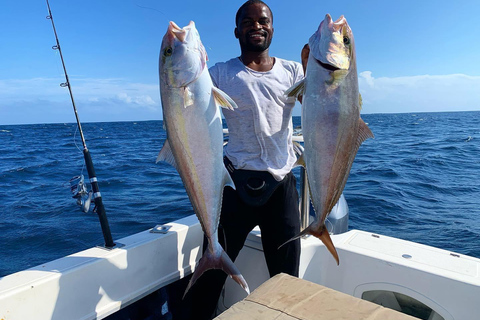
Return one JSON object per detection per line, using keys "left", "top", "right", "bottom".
{"left": 279, "top": 224, "right": 340, "bottom": 265}
{"left": 310, "top": 224, "right": 340, "bottom": 265}
{"left": 219, "top": 250, "right": 250, "bottom": 294}
{"left": 183, "top": 248, "right": 250, "bottom": 298}
{"left": 278, "top": 227, "right": 311, "bottom": 249}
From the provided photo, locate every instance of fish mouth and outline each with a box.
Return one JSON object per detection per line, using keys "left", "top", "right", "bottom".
{"left": 169, "top": 21, "right": 195, "bottom": 42}
{"left": 316, "top": 59, "right": 340, "bottom": 71}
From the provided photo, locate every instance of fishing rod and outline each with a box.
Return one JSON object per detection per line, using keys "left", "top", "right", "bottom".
{"left": 46, "top": 0, "right": 115, "bottom": 249}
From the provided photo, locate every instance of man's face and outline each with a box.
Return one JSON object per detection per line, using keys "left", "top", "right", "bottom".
{"left": 235, "top": 3, "right": 274, "bottom": 52}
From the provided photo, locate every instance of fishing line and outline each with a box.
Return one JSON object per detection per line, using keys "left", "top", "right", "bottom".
{"left": 133, "top": 0, "right": 170, "bottom": 26}
{"left": 73, "top": 123, "right": 83, "bottom": 153}
{"left": 134, "top": 3, "right": 166, "bottom": 16}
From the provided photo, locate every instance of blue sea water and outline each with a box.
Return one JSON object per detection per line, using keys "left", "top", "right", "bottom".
{"left": 1, "top": 112, "right": 479, "bottom": 277}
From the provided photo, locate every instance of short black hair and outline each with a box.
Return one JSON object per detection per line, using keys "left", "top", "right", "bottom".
{"left": 235, "top": 0, "right": 273, "bottom": 27}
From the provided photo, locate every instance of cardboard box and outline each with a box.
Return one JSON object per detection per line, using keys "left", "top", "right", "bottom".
{"left": 215, "top": 273, "right": 418, "bottom": 319}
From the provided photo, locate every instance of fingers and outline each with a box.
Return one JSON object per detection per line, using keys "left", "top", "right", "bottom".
{"left": 301, "top": 44, "right": 310, "bottom": 74}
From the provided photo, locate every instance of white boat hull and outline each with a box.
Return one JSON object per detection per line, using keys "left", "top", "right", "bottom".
{"left": 0, "top": 215, "right": 203, "bottom": 320}
{"left": 1, "top": 215, "right": 479, "bottom": 319}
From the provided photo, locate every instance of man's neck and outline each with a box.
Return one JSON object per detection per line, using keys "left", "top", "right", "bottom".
{"left": 239, "top": 51, "right": 274, "bottom": 72}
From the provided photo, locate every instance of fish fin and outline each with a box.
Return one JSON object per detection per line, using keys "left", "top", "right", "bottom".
{"left": 224, "top": 168, "right": 236, "bottom": 190}
{"left": 359, "top": 93, "right": 363, "bottom": 110}
{"left": 155, "top": 139, "right": 178, "bottom": 169}
{"left": 292, "top": 141, "right": 304, "bottom": 163}
{"left": 219, "top": 250, "right": 250, "bottom": 295}
{"left": 316, "top": 226, "right": 340, "bottom": 265}
{"left": 280, "top": 223, "right": 339, "bottom": 265}
{"left": 184, "top": 87, "right": 195, "bottom": 107}
{"left": 293, "top": 153, "right": 306, "bottom": 168}
{"left": 285, "top": 79, "right": 305, "bottom": 99}
{"left": 183, "top": 247, "right": 250, "bottom": 298}
{"left": 357, "top": 118, "right": 374, "bottom": 146}
{"left": 327, "top": 119, "right": 373, "bottom": 214}
{"left": 212, "top": 87, "right": 238, "bottom": 110}
{"left": 278, "top": 226, "right": 310, "bottom": 249}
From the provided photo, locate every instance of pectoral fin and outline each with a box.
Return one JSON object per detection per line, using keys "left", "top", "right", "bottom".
{"left": 285, "top": 79, "right": 305, "bottom": 99}
{"left": 212, "top": 87, "right": 238, "bottom": 111}
{"left": 184, "top": 87, "right": 194, "bottom": 107}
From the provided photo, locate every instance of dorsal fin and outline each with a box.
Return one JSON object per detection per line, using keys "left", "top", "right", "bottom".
{"left": 327, "top": 117, "right": 374, "bottom": 215}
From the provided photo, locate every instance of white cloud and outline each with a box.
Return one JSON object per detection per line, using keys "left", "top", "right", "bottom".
{"left": 0, "top": 77, "right": 161, "bottom": 124}
{"left": 116, "top": 92, "right": 156, "bottom": 108}
{"left": 2, "top": 72, "right": 479, "bottom": 124}
{"left": 358, "top": 71, "right": 480, "bottom": 114}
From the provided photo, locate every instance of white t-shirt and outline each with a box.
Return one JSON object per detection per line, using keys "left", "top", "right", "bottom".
{"left": 209, "top": 57, "right": 304, "bottom": 181}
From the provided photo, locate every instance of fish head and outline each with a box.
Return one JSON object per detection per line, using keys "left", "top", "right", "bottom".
{"left": 159, "top": 21, "right": 208, "bottom": 88}
{"left": 309, "top": 14, "right": 355, "bottom": 72}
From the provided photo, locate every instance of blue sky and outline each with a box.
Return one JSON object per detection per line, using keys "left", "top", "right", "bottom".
{"left": 1, "top": 0, "right": 479, "bottom": 125}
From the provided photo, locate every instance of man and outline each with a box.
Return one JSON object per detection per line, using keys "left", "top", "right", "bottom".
{"left": 180, "top": 1, "right": 306, "bottom": 319}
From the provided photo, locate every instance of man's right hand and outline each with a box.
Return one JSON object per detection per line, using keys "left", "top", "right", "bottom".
{"left": 301, "top": 44, "right": 310, "bottom": 74}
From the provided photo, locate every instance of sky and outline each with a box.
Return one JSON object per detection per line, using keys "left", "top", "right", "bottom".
{"left": 0, "top": 0, "right": 479, "bottom": 125}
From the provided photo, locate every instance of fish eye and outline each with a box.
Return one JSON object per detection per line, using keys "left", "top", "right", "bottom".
{"left": 343, "top": 36, "right": 350, "bottom": 45}
{"left": 164, "top": 46, "right": 173, "bottom": 56}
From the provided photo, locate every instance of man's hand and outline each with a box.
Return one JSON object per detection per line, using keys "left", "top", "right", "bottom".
{"left": 301, "top": 44, "right": 310, "bottom": 74}
{"left": 296, "top": 44, "right": 310, "bottom": 104}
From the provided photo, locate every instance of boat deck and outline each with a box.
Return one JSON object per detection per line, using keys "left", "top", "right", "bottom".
{"left": 216, "top": 273, "right": 417, "bottom": 320}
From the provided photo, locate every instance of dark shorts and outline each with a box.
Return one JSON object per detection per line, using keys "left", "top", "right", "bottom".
{"left": 219, "top": 170, "right": 301, "bottom": 276}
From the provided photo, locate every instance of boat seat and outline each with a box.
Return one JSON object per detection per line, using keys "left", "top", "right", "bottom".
{"left": 215, "top": 273, "right": 418, "bottom": 320}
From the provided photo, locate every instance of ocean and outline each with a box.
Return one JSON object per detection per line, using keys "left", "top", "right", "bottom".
{"left": 1, "top": 112, "right": 479, "bottom": 277}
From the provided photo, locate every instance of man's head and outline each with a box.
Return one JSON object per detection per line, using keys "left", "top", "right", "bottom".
{"left": 234, "top": 0, "right": 274, "bottom": 53}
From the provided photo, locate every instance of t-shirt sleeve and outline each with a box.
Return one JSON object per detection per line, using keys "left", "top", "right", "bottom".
{"left": 208, "top": 64, "right": 220, "bottom": 88}
{"left": 294, "top": 61, "right": 304, "bottom": 83}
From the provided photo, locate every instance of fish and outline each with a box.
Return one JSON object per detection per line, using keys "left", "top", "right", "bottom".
{"left": 157, "top": 21, "right": 249, "bottom": 296}
{"left": 285, "top": 14, "right": 374, "bottom": 265}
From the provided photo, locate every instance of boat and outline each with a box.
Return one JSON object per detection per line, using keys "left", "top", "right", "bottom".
{"left": 1, "top": 134, "right": 479, "bottom": 320}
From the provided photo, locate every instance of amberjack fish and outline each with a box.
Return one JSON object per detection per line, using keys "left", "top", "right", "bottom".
{"left": 286, "top": 14, "right": 374, "bottom": 265}
{"left": 157, "top": 21, "right": 249, "bottom": 296}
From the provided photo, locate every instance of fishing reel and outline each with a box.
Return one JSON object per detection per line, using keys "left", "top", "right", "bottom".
{"left": 69, "top": 175, "right": 93, "bottom": 213}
